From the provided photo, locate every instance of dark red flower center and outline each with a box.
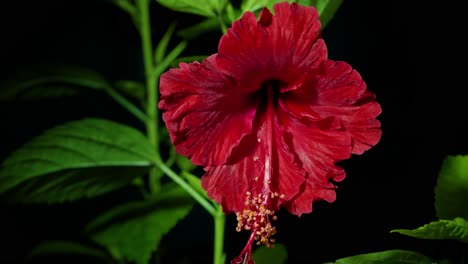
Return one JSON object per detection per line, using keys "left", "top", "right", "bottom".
{"left": 260, "top": 79, "right": 283, "bottom": 96}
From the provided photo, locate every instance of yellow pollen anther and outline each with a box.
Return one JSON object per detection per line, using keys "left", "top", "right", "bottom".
{"left": 236, "top": 192, "right": 279, "bottom": 249}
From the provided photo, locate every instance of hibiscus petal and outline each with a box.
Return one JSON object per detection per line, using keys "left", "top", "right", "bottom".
{"left": 159, "top": 55, "right": 257, "bottom": 166}
{"left": 346, "top": 118, "right": 382, "bottom": 154}
{"left": 276, "top": 108, "right": 351, "bottom": 215}
{"left": 201, "top": 110, "right": 305, "bottom": 213}
{"left": 285, "top": 177, "right": 338, "bottom": 216}
{"left": 280, "top": 60, "right": 382, "bottom": 155}
{"left": 217, "top": 3, "right": 326, "bottom": 92}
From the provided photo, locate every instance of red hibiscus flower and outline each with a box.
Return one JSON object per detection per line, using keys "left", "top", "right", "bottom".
{"left": 159, "top": 2, "right": 381, "bottom": 263}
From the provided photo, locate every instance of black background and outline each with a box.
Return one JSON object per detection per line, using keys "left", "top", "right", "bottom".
{"left": 0, "top": 0, "right": 465, "bottom": 264}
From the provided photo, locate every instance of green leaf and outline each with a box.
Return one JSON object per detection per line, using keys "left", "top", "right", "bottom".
{"left": 156, "top": 0, "right": 223, "bottom": 17}
{"left": 435, "top": 155, "right": 468, "bottom": 220}
{"left": 28, "top": 240, "right": 114, "bottom": 263}
{"left": 391, "top": 217, "right": 468, "bottom": 243}
{"left": 241, "top": 0, "right": 310, "bottom": 14}
{"left": 176, "top": 155, "right": 197, "bottom": 172}
{"left": 240, "top": 0, "right": 342, "bottom": 29}
{"left": 225, "top": 3, "right": 241, "bottom": 23}
{"left": 296, "top": 0, "right": 313, "bottom": 5}
{"left": 86, "top": 183, "right": 194, "bottom": 264}
{"left": 154, "top": 41, "right": 188, "bottom": 77}
{"left": 252, "top": 243, "right": 288, "bottom": 264}
{"left": 241, "top": 0, "right": 280, "bottom": 13}
{"left": 0, "top": 64, "right": 110, "bottom": 101}
{"left": 325, "top": 250, "right": 434, "bottom": 264}
{"left": 0, "top": 118, "right": 157, "bottom": 203}
{"left": 176, "top": 17, "right": 219, "bottom": 40}
{"left": 312, "top": 0, "right": 343, "bottom": 29}
{"left": 113, "top": 80, "right": 145, "bottom": 102}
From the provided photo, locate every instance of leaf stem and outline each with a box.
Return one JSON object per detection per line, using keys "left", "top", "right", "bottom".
{"left": 104, "top": 85, "right": 147, "bottom": 124}
{"left": 136, "top": 0, "right": 160, "bottom": 193}
{"left": 156, "top": 159, "right": 216, "bottom": 216}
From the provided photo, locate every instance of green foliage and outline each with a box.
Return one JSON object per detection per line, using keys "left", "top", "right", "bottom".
{"left": 242, "top": 0, "right": 307, "bottom": 14}
{"left": 176, "top": 155, "right": 196, "bottom": 172}
{"left": 177, "top": 17, "right": 220, "bottom": 40}
{"left": 324, "top": 250, "right": 434, "bottom": 264}
{"left": 0, "top": 64, "right": 147, "bottom": 123}
{"left": 155, "top": 22, "right": 177, "bottom": 63}
{"left": 241, "top": 0, "right": 291, "bottom": 13}
{"left": 310, "top": 0, "right": 343, "bottom": 28}
{"left": 0, "top": 118, "right": 157, "bottom": 203}
{"left": 225, "top": 3, "right": 241, "bottom": 23}
{"left": 435, "top": 155, "right": 468, "bottom": 220}
{"left": 0, "top": 64, "right": 110, "bottom": 101}
{"left": 387, "top": 155, "right": 468, "bottom": 263}
{"left": 391, "top": 218, "right": 468, "bottom": 243}
{"left": 295, "top": 0, "right": 313, "bottom": 5}
{"left": 86, "top": 183, "right": 194, "bottom": 264}
{"left": 28, "top": 240, "right": 114, "bottom": 263}
{"left": 2, "top": 167, "right": 150, "bottom": 203}
{"left": 240, "top": 0, "right": 342, "bottom": 29}
{"left": 113, "top": 80, "right": 145, "bottom": 102}
{"left": 154, "top": 41, "right": 188, "bottom": 77}
{"left": 156, "top": 0, "right": 226, "bottom": 17}
{"left": 252, "top": 243, "right": 288, "bottom": 264}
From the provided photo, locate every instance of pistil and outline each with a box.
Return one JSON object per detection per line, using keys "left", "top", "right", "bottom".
{"left": 232, "top": 83, "right": 280, "bottom": 264}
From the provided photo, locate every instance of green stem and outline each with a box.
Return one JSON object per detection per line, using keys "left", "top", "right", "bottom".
{"left": 214, "top": 205, "right": 226, "bottom": 264}
{"left": 136, "top": 0, "right": 160, "bottom": 193}
{"left": 156, "top": 159, "right": 216, "bottom": 216}
{"left": 104, "top": 86, "right": 147, "bottom": 124}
